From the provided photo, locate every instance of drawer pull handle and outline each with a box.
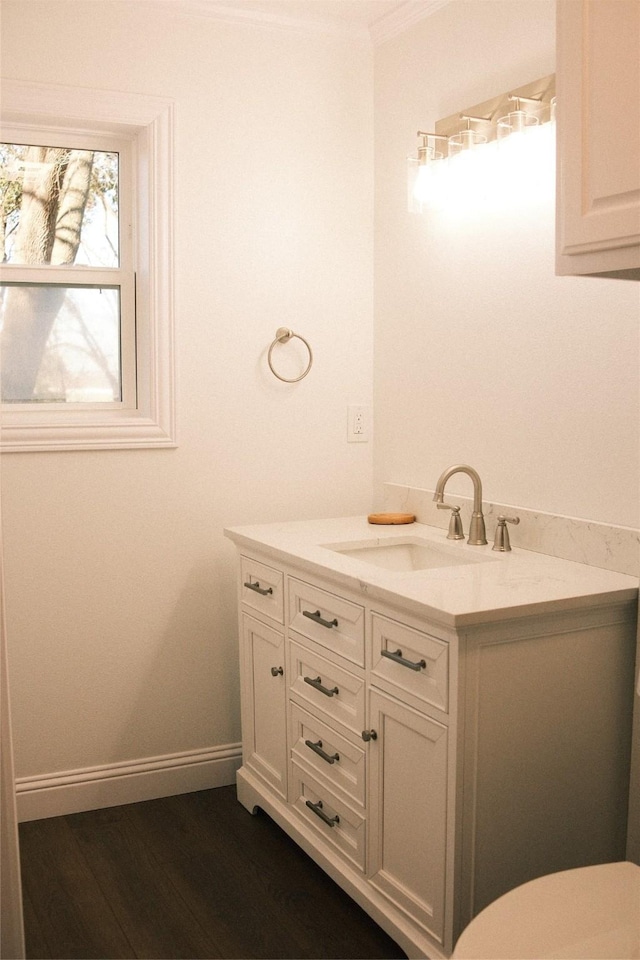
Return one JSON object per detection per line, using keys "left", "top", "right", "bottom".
{"left": 381, "top": 648, "right": 427, "bottom": 672}
{"left": 304, "top": 675, "right": 339, "bottom": 697}
{"left": 244, "top": 580, "right": 273, "bottom": 596}
{"left": 305, "top": 739, "right": 339, "bottom": 764}
{"left": 303, "top": 609, "right": 338, "bottom": 630}
{"left": 361, "top": 729, "right": 377, "bottom": 742}
{"left": 305, "top": 799, "right": 339, "bottom": 827}
{"left": 270, "top": 666, "right": 284, "bottom": 677}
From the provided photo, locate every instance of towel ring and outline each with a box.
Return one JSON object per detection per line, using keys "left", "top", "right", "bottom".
{"left": 267, "top": 327, "right": 313, "bottom": 383}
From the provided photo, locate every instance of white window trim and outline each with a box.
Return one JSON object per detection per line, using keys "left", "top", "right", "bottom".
{"left": 0, "top": 79, "right": 176, "bottom": 452}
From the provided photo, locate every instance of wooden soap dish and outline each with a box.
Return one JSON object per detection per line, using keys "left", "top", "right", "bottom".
{"left": 367, "top": 512, "right": 416, "bottom": 525}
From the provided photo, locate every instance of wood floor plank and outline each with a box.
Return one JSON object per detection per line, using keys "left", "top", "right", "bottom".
{"left": 66, "top": 805, "right": 225, "bottom": 959}
{"left": 19, "top": 816, "right": 134, "bottom": 959}
{"left": 20, "top": 888, "right": 52, "bottom": 960}
{"left": 20, "top": 786, "right": 406, "bottom": 960}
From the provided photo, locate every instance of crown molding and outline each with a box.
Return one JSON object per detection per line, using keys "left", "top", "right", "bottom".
{"left": 168, "top": 1, "right": 371, "bottom": 40}
{"left": 142, "top": 1, "right": 449, "bottom": 44}
{"left": 370, "top": 0, "right": 450, "bottom": 45}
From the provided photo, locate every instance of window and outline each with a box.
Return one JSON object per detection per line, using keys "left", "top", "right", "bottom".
{"left": 0, "top": 81, "right": 175, "bottom": 451}
{"left": 1, "top": 137, "right": 132, "bottom": 405}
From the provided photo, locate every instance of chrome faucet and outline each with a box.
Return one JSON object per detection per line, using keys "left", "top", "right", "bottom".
{"left": 433, "top": 464, "right": 488, "bottom": 545}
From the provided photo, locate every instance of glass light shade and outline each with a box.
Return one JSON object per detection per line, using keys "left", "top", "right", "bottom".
{"left": 407, "top": 147, "right": 445, "bottom": 213}
{"left": 447, "top": 128, "right": 487, "bottom": 158}
{"left": 496, "top": 110, "right": 540, "bottom": 140}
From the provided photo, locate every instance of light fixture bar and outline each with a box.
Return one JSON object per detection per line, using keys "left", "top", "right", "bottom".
{"left": 508, "top": 94, "right": 545, "bottom": 105}
{"left": 416, "top": 131, "right": 449, "bottom": 140}
{"left": 434, "top": 74, "right": 555, "bottom": 143}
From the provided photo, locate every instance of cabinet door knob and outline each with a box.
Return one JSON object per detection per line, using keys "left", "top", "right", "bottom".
{"left": 270, "top": 666, "right": 284, "bottom": 676}
{"left": 361, "top": 729, "right": 377, "bottom": 742}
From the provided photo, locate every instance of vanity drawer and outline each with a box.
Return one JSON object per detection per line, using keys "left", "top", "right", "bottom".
{"left": 241, "top": 556, "right": 284, "bottom": 623}
{"left": 291, "top": 763, "right": 366, "bottom": 871}
{"left": 288, "top": 577, "right": 365, "bottom": 666}
{"left": 290, "top": 702, "right": 366, "bottom": 809}
{"left": 371, "top": 614, "right": 449, "bottom": 714}
{"left": 289, "top": 638, "right": 365, "bottom": 737}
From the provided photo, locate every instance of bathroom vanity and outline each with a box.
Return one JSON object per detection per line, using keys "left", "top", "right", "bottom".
{"left": 224, "top": 517, "right": 638, "bottom": 959}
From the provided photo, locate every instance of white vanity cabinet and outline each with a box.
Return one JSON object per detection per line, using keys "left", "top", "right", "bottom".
{"left": 227, "top": 523, "right": 637, "bottom": 960}
{"left": 556, "top": 0, "right": 640, "bottom": 277}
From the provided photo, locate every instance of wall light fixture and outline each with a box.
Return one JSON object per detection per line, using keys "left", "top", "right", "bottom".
{"left": 408, "top": 74, "right": 555, "bottom": 214}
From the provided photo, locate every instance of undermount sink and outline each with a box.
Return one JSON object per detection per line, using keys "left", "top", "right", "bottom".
{"left": 323, "top": 536, "right": 495, "bottom": 572}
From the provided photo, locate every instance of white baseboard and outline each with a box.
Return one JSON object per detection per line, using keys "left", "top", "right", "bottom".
{"left": 15, "top": 743, "right": 242, "bottom": 821}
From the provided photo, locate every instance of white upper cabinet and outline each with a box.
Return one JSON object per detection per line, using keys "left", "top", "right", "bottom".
{"left": 556, "top": 0, "right": 640, "bottom": 278}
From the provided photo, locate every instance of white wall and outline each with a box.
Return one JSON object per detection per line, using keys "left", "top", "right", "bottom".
{"left": 374, "top": 0, "right": 639, "bottom": 529}
{"left": 1, "top": 0, "right": 374, "bottom": 789}
{"left": 3, "top": 0, "right": 639, "bottom": 812}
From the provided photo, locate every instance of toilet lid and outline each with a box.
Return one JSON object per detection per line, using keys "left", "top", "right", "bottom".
{"left": 452, "top": 861, "right": 640, "bottom": 960}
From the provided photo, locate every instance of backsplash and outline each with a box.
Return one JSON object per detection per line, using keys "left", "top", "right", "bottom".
{"left": 383, "top": 483, "right": 640, "bottom": 578}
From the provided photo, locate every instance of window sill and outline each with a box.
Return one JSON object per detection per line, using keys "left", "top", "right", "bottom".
{"left": 1, "top": 412, "right": 178, "bottom": 453}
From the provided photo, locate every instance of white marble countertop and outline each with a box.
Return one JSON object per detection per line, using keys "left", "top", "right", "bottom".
{"left": 225, "top": 516, "right": 639, "bottom": 628}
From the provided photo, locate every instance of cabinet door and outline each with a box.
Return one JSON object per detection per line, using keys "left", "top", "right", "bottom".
{"left": 241, "top": 614, "right": 287, "bottom": 798}
{"left": 556, "top": 0, "right": 640, "bottom": 276}
{"left": 367, "top": 689, "right": 448, "bottom": 946}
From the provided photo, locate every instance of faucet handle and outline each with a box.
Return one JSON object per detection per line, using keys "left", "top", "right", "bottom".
{"left": 492, "top": 515, "right": 520, "bottom": 552}
{"left": 437, "top": 501, "right": 465, "bottom": 540}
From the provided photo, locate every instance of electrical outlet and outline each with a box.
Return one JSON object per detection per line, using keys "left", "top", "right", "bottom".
{"left": 348, "top": 404, "right": 369, "bottom": 443}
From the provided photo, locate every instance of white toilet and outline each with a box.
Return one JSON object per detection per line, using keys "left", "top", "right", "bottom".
{"left": 452, "top": 861, "right": 640, "bottom": 960}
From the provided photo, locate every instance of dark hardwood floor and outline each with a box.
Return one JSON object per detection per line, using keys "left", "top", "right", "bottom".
{"left": 19, "top": 785, "right": 407, "bottom": 960}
